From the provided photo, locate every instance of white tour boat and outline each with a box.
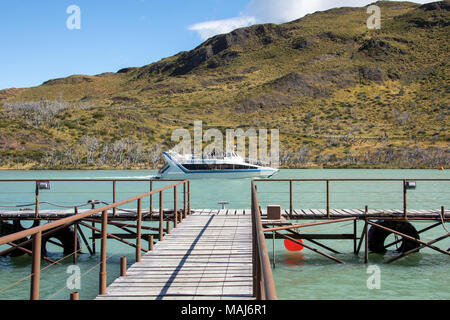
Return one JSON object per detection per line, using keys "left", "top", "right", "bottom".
{"left": 156, "top": 150, "right": 279, "bottom": 179}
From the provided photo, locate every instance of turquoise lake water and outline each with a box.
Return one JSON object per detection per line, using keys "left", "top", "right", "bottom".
{"left": 0, "top": 169, "right": 449, "bottom": 300}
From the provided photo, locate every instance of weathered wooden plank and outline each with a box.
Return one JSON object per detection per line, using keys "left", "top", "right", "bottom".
{"left": 316, "top": 209, "right": 328, "bottom": 217}
{"left": 344, "top": 209, "right": 364, "bottom": 216}
{"left": 103, "top": 285, "right": 252, "bottom": 296}
{"left": 306, "top": 209, "right": 321, "bottom": 218}
{"left": 97, "top": 213, "right": 254, "bottom": 300}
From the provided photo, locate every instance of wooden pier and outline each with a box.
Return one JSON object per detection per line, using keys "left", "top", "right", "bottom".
{"left": 1, "top": 208, "right": 448, "bottom": 220}
{"left": 0, "top": 178, "right": 448, "bottom": 300}
{"left": 96, "top": 211, "right": 254, "bottom": 300}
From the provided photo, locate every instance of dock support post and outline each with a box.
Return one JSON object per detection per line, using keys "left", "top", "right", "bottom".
{"left": 70, "top": 291, "right": 79, "bottom": 300}
{"left": 188, "top": 180, "right": 191, "bottom": 215}
{"left": 403, "top": 180, "right": 407, "bottom": 220}
{"left": 148, "top": 235, "right": 154, "bottom": 251}
{"left": 91, "top": 202, "right": 96, "bottom": 254}
{"left": 353, "top": 219, "right": 357, "bottom": 254}
{"left": 150, "top": 180, "right": 153, "bottom": 219}
{"left": 272, "top": 231, "right": 276, "bottom": 268}
{"left": 364, "top": 218, "right": 369, "bottom": 264}
{"left": 35, "top": 181, "right": 39, "bottom": 218}
{"left": 113, "top": 180, "right": 116, "bottom": 217}
{"left": 30, "top": 231, "right": 42, "bottom": 300}
{"left": 77, "top": 224, "right": 94, "bottom": 256}
{"left": 362, "top": 205, "right": 369, "bottom": 263}
{"left": 159, "top": 191, "right": 164, "bottom": 241}
{"left": 136, "top": 198, "right": 142, "bottom": 263}
{"left": 183, "top": 182, "right": 187, "bottom": 219}
{"left": 73, "top": 223, "right": 78, "bottom": 264}
{"left": 174, "top": 185, "right": 178, "bottom": 228}
{"left": 120, "top": 256, "right": 127, "bottom": 277}
{"left": 326, "top": 180, "right": 330, "bottom": 219}
{"left": 99, "top": 210, "right": 108, "bottom": 295}
{"left": 289, "top": 180, "right": 293, "bottom": 219}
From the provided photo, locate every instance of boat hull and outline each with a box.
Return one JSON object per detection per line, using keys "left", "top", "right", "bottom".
{"left": 159, "top": 169, "right": 278, "bottom": 180}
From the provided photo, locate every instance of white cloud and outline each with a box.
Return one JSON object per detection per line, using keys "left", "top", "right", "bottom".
{"left": 188, "top": 16, "right": 256, "bottom": 41}
{"left": 245, "top": 0, "right": 436, "bottom": 24}
{"left": 245, "top": 0, "right": 327, "bottom": 24}
{"left": 189, "top": 0, "right": 436, "bottom": 40}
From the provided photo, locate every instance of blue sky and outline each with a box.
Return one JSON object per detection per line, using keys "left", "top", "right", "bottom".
{"left": 0, "top": 0, "right": 434, "bottom": 89}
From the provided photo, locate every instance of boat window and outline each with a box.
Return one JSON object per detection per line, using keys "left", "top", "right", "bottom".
{"left": 182, "top": 163, "right": 257, "bottom": 171}
{"left": 158, "top": 163, "right": 170, "bottom": 174}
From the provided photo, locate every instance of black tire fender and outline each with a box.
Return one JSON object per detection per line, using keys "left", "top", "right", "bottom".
{"left": 368, "top": 220, "right": 420, "bottom": 254}
{"left": 42, "top": 226, "right": 81, "bottom": 256}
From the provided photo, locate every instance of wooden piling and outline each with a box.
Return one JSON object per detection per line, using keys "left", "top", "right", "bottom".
{"left": 99, "top": 210, "right": 108, "bottom": 295}
{"left": 136, "top": 199, "right": 142, "bottom": 263}
{"left": 30, "top": 231, "right": 42, "bottom": 300}
{"left": 159, "top": 191, "right": 163, "bottom": 241}
{"left": 120, "top": 256, "right": 127, "bottom": 277}
{"left": 174, "top": 185, "right": 178, "bottom": 228}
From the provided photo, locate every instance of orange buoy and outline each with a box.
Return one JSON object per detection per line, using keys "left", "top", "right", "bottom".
{"left": 284, "top": 237, "right": 304, "bottom": 251}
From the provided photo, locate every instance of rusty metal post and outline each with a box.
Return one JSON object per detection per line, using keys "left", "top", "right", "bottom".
{"left": 150, "top": 180, "right": 153, "bottom": 218}
{"left": 99, "top": 210, "right": 108, "bottom": 295}
{"left": 148, "top": 234, "right": 154, "bottom": 251}
{"left": 272, "top": 231, "right": 276, "bottom": 268}
{"left": 174, "top": 185, "right": 178, "bottom": 228}
{"left": 73, "top": 223, "right": 78, "bottom": 264}
{"left": 188, "top": 180, "right": 191, "bottom": 215}
{"left": 136, "top": 198, "right": 142, "bottom": 262}
{"left": 326, "top": 180, "right": 330, "bottom": 219}
{"left": 120, "top": 256, "right": 127, "bottom": 277}
{"left": 91, "top": 201, "right": 96, "bottom": 254}
{"left": 35, "top": 181, "right": 39, "bottom": 218}
{"left": 113, "top": 180, "right": 117, "bottom": 217}
{"left": 364, "top": 218, "right": 369, "bottom": 264}
{"left": 183, "top": 181, "right": 187, "bottom": 219}
{"left": 403, "top": 179, "right": 407, "bottom": 219}
{"left": 30, "top": 231, "right": 42, "bottom": 300}
{"left": 289, "top": 180, "right": 293, "bottom": 219}
{"left": 179, "top": 193, "right": 183, "bottom": 223}
{"left": 159, "top": 191, "right": 164, "bottom": 241}
{"left": 70, "top": 292, "right": 79, "bottom": 300}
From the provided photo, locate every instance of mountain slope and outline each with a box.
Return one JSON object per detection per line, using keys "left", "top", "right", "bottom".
{"left": 0, "top": 1, "right": 448, "bottom": 169}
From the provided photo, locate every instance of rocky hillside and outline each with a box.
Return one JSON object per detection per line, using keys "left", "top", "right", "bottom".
{"left": 0, "top": 1, "right": 448, "bottom": 169}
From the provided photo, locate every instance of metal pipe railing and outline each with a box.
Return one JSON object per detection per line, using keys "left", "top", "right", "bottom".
{"left": 0, "top": 180, "right": 189, "bottom": 300}
{"left": 254, "top": 178, "right": 450, "bottom": 221}
{"left": 0, "top": 178, "right": 187, "bottom": 219}
{"left": 251, "top": 180, "right": 277, "bottom": 300}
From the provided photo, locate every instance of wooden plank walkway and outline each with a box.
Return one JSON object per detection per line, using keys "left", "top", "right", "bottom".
{"left": 96, "top": 211, "right": 254, "bottom": 300}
